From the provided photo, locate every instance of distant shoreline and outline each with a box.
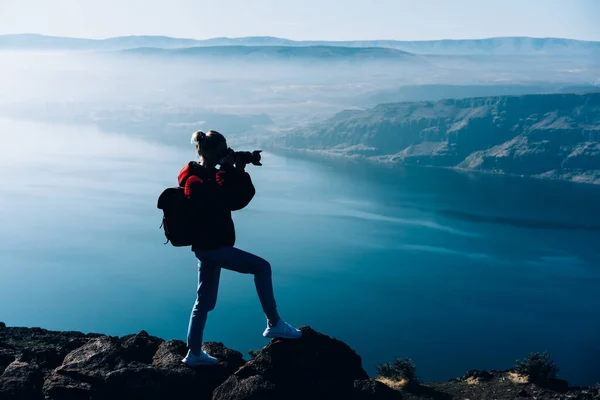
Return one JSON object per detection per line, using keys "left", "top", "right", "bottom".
{"left": 265, "top": 145, "right": 600, "bottom": 188}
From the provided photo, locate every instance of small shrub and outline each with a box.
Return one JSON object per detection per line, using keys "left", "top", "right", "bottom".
{"left": 247, "top": 349, "right": 260, "bottom": 359}
{"left": 377, "top": 357, "right": 419, "bottom": 384}
{"left": 514, "top": 352, "right": 559, "bottom": 383}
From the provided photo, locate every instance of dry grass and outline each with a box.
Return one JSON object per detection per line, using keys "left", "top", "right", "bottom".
{"left": 507, "top": 372, "right": 529, "bottom": 384}
{"left": 376, "top": 377, "right": 409, "bottom": 390}
{"left": 464, "top": 376, "right": 480, "bottom": 385}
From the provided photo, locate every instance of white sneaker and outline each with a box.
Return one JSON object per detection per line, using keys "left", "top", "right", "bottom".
{"left": 182, "top": 349, "right": 219, "bottom": 367}
{"left": 262, "top": 319, "right": 302, "bottom": 339}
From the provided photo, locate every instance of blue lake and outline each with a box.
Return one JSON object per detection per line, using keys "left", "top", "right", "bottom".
{"left": 1, "top": 118, "right": 599, "bottom": 385}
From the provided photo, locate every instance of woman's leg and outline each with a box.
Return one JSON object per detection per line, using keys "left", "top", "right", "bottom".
{"left": 187, "top": 256, "right": 221, "bottom": 355}
{"left": 198, "top": 246, "right": 281, "bottom": 326}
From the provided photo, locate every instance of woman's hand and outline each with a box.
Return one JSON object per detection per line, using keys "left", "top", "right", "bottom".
{"left": 220, "top": 149, "right": 247, "bottom": 171}
{"left": 219, "top": 149, "right": 236, "bottom": 168}
{"left": 235, "top": 155, "right": 247, "bottom": 171}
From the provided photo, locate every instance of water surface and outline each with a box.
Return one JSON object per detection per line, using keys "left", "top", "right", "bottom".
{"left": 1, "top": 118, "right": 599, "bottom": 385}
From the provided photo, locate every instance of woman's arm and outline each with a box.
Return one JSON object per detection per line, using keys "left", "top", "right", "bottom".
{"left": 178, "top": 163, "right": 211, "bottom": 206}
{"left": 215, "top": 168, "right": 256, "bottom": 211}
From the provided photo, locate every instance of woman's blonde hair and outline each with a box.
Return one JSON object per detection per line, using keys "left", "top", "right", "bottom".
{"left": 191, "top": 130, "right": 226, "bottom": 159}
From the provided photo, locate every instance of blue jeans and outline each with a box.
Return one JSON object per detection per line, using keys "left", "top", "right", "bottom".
{"left": 187, "top": 246, "right": 281, "bottom": 355}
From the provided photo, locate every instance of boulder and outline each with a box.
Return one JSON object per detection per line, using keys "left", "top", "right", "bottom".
{"left": 216, "top": 326, "right": 369, "bottom": 400}
{"left": 0, "top": 361, "right": 44, "bottom": 400}
{"left": 151, "top": 339, "right": 188, "bottom": 369}
{"left": 18, "top": 346, "right": 69, "bottom": 369}
{"left": 55, "top": 336, "right": 124, "bottom": 383}
{"left": 202, "top": 342, "right": 245, "bottom": 369}
{"left": 118, "top": 330, "right": 164, "bottom": 364}
{"left": 43, "top": 335, "right": 243, "bottom": 400}
{"left": 151, "top": 339, "right": 245, "bottom": 400}
{"left": 42, "top": 373, "right": 93, "bottom": 400}
{"left": 0, "top": 347, "right": 17, "bottom": 375}
{"left": 212, "top": 375, "right": 278, "bottom": 400}
{"left": 100, "top": 361, "right": 164, "bottom": 400}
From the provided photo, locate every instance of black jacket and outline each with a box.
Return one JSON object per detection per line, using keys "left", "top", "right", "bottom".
{"left": 178, "top": 162, "right": 255, "bottom": 251}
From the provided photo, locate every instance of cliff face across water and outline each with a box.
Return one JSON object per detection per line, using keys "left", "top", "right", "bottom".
{"left": 271, "top": 92, "right": 600, "bottom": 184}
{"left": 0, "top": 322, "right": 598, "bottom": 400}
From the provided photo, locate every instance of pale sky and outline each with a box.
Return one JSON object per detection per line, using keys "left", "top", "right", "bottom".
{"left": 0, "top": 0, "right": 599, "bottom": 41}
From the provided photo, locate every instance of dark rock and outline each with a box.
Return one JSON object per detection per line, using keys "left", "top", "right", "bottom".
{"left": 402, "top": 384, "right": 453, "bottom": 400}
{"left": 212, "top": 375, "right": 279, "bottom": 400}
{"left": 151, "top": 339, "right": 244, "bottom": 400}
{"left": 152, "top": 339, "right": 243, "bottom": 374}
{"left": 49, "top": 334, "right": 242, "bottom": 400}
{"left": 0, "top": 341, "right": 15, "bottom": 349}
{"left": 2, "top": 323, "right": 585, "bottom": 400}
{"left": 0, "top": 361, "right": 44, "bottom": 400}
{"left": 118, "top": 330, "right": 164, "bottom": 364}
{"left": 18, "top": 346, "right": 68, "bottom": 369}
{"left": 151, "top": 339, "right": 187, "bottom": 369}
{"left": 539, "top": 377, "right": 570, "bottom": 393}
{"left": 517, "top": 388, "right": 532, "bottom": 397}
{"left": 0, "top": 326, "right": 101, "bottom": 354}
{"left": 224, "top": 326, "right": 369, "bottom": 399}
{"left": 0, "top": 348, "right": 17, "bottom": 374}
{"left": 352, "top": 379, "right": 403, "bottom": 399}
{"left": 43, "top": 373, "right": 93, "bottom": 400}
{"left": 59, "top": 331, "right": 163, "bottom": 374}
{"left": 202, "top": 342, "right": 245, "bottom": 370}
{"left": 100, "top": 361, "right": 163, "bottom": 400}
{"left": 55, "top": 336, "right": 124, "bottom": 382}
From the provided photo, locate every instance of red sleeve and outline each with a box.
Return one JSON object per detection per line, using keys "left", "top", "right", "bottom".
{"left": 178, "top": 163, "right": 207, "bottom": 200}
{"left": 178, "top": 163, "right": 193, "bottom": 187}
{"left": 215, "top": 169, "right": 256, "bottom": 211}
{"left": 183, "top": 175, "right": 203, "bottom": 198}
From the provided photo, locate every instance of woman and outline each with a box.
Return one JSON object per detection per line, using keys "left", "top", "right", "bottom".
{"left": 179, "top": 130, "right": 302, "bottom": 367}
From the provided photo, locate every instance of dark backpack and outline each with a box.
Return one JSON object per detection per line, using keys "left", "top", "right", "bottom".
{"left": 157, "top": 184, "right": 197, "bottom": 247}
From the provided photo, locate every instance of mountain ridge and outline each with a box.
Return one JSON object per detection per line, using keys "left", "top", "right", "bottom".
{"left": 117, "top": 44, "right": 414, "bottom": 60}
{"left": 2, "top": 34, "right": 600, "bottom": 55}
{"left": 268, "top": 92, "right": 600, "bottom": 185}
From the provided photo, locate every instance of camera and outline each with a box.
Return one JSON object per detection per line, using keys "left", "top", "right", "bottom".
{"left": 221, "top": 148, "right": 263, "bottom": 166}
{"left": 236, "top": 150, "right": 263, "bottom": 166}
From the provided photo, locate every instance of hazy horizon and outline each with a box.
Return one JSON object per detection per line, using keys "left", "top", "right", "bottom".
{"left": 2, "top": 33, "right": 600, "bottom": 43}
{"left": 1, "top": 0, "right": 598, "bottom": 41}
